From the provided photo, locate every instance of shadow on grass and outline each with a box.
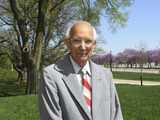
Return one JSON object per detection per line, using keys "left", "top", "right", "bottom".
{"left": 0, "top": 78, "right": 26, "bottom": 97}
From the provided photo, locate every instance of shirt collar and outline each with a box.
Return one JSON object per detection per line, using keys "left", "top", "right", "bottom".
{"left": 69, "top": 56, "right": 91, "bottom": 75}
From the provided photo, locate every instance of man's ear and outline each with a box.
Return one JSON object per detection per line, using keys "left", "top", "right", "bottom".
{"left": 92, "top": 41, "right": 96, "bottom": 49}
{"left": 64, "top": 39, "right": 71, "bottom": 50}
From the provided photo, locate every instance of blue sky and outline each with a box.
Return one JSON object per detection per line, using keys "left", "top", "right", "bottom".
{"left": 99, "top": 0, "right": 160, "bottom": 55}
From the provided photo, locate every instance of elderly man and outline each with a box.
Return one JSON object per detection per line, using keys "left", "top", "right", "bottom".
{"left": 38, "top": 21, "right": 123, "bottom": 120}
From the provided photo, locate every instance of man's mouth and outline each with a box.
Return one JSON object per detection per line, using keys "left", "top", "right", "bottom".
{"left": 79, "top": 52, "right": 88, "bottom": 56}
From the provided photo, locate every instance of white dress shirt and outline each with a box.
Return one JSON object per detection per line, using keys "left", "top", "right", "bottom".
{"left": 69, "top": 56, "right": 92, "bottom": 90}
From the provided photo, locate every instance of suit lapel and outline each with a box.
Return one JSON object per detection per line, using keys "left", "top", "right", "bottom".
{"left": 62, "top": 74, "right": 92, "bottom": 119}
{"left": 90, "top": 61, "right": 107, "bottom": 119}
{"left": 54, "top": 54, "right": 92, "bottom": 120}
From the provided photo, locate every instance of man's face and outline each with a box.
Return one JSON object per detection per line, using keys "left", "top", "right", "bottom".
{"left": 64, "top": 23, "right": 96, "bottom": 67}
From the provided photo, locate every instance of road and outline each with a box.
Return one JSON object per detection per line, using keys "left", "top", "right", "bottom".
{"left": 114, "top": 79, "right": 160, "bottom": 86}
{"left": 112, "top": 68, "right": 160, "bottom": 74}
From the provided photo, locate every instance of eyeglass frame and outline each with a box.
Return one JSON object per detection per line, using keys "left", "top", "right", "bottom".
{"left": 69, "top": 38, "right": 96, "bottom": 47}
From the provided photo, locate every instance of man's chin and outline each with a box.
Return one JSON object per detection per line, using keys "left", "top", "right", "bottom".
{"left": 79, "top": 57, "right": 88, "bottom": 63}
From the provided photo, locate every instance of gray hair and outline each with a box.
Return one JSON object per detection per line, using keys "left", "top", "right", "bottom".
{"left": 65, "top": 21, "right": 97, "bottom": 40}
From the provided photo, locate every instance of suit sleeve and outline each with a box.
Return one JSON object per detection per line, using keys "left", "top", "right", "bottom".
{"left": 38, "top": 68, "right": 63, "bottom": 120}
{"left": 109, "top": 71, "right": 123, "bottom": 120}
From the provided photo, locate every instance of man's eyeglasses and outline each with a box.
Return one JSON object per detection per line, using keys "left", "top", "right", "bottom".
{"left": 69, "top": 38, "right": 95, "bottom": 47}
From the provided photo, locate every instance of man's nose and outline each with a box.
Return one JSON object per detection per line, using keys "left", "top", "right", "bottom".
{"left": 79, "top": 41, "right": 86, "bottom": 49}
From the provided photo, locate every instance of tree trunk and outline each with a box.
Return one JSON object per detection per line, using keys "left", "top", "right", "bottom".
{"left": 25, "top": 0, "right": 49, "bottom": 94}
{"left": 26, "top": 61, "right": 39, "bottom": 94}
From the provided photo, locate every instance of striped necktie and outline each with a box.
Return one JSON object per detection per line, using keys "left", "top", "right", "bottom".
{"left": 82, "top": 69, "right": 92, "bottom": 113}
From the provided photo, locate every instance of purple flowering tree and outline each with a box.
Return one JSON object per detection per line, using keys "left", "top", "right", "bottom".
{"left": 151, "top": 49, "right": 160, "bottom": 67}
{"left": 94, "top": 55, "right": 105, "bottom": 65}
{"left": 122, "top": 49, "right": 139, "bottom": 68}
{"left": 146, "top": 50, "right": 154, "bottom": 68}
{"left": 114, "top": 52, "right": 126, "bottom": 67}
{"left": 94, "top": 48, "right": 160, "bottom": 69}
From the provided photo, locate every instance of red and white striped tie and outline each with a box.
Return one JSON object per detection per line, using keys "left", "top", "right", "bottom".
{"left": 82, "top": 69, "right": 92, "bottom": 112}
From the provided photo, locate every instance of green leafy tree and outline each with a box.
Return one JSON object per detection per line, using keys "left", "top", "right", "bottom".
{"left": 0, "top": 55, "right": 12, "bottom": 69}
{"left": 0, "top": 0, "right": 134, "bottom": 94}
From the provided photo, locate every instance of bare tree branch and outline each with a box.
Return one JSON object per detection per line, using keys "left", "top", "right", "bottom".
{"left": 0, "top": 16, "right": 13, "bottom": 25}
{"left": 52, "top": 39, "right": 64, "bottom": 50}
{"left": 9, "top": 0, "right": 29, "bottom": 48}
{"left": 0, "top": 4, "right": 10, "bottom": 11}
{"left": 0, "top": 39, "right": 8, "bottom": 43}
{"left": 81, "top": 0, "right": 87, "bottom": 9}
{"left": 12, "top": 23, "right": 23, "bottom": 51}
{"left": 50, "top": 0, "right": 66, "bottom": 12}
{"left": 0, "top": 52, "right": 8, "bottom": 56}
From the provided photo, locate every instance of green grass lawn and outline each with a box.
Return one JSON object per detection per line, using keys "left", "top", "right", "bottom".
{"left": 113, "top": 71, "right": 160, "bottom": 81}
{"left": 0, "top": 68, "right": 39, "bottom": 120}
{"left": 0, "top": 68, "right": 18, "bottom": 80}
{"left": 0, "top": 81, "right": 160, "bottom": 120}
{"left": 0, "top": 68, "right": 160, "bottom": 119}
{"left": 0, "top": 68, "right": 25, "bottom": 97}
{"left": 0, "top": 95, "right": 40, "bottom": 120}
{"left": 116, "top": 84, "right": 160, "bottom": 120}
{"left": 0, "top": 85, "right": 159, "bottom": 120}
{"left": 0, "top": 79, "right": 26, "bottom": 97}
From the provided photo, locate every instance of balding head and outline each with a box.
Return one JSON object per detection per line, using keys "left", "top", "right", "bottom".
{"left": 65, "top": 21, "right": 97, "bottom": 40}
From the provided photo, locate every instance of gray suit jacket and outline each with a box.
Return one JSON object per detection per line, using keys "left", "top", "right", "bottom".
{"left": 38, "top": 54, "right": 123, "bottom": 120}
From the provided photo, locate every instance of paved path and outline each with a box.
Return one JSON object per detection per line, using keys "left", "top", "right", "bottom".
{"left": 112, "top": 68, "right": 160, "bottom": 74}
{"left": 114, "top": 79, "right": 160, "bottom": 86}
